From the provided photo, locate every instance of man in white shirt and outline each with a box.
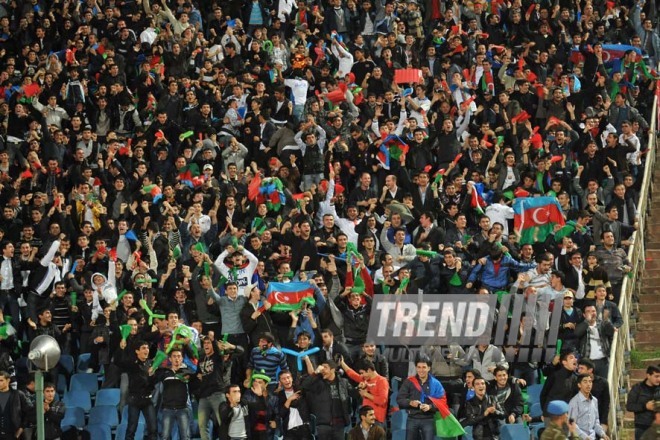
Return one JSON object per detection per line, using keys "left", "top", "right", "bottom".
{"left": 284, "top": 76, "right": 309, "bottom": 123}
{"left": 485, "top": 193, "right": 515, "bottom": 239}
{"left": 0, "top": 241, "right": 20, "bottom": 323}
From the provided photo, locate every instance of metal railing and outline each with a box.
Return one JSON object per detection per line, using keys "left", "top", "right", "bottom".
{"left": 607, "top": 77, "right": 659, "bottom": 438}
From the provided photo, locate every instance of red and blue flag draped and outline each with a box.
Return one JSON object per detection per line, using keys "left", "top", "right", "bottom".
{"left": 407, "top": 375, "right": 465, "bottom": 437}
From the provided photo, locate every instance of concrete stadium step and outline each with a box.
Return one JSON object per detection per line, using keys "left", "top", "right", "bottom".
{"left": 632, "top": 331, "right": 660, "bottom": 344}
{"left": 639, "top": 358, "right": 660, "bottom": 368}
{"left": 635, "top": 311, "right": 660, "bottom": 322}
{"left": 638, "top": 292, "right": 660, "bottom": 304}
{"left": 635, "top": 303, "right": 660, "bottom": 313}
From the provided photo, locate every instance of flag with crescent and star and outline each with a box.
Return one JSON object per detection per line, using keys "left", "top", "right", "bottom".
{"left": 263, "top": 282, "right": 316, "bottom": 312}
{"left": 513, "top": 197, "right": 565, "bottom": 245}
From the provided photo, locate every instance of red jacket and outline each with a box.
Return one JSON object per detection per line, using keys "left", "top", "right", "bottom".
{"left": 344, "top": 366, "right": 389, "bottom": 422}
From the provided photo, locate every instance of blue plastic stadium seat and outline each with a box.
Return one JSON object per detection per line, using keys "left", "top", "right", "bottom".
{"left": 63, "top": 390, "right": 92, "bottom": 412}
{"left": 70, "top": 372, "right": 99, "bottom": 396}
{"left": 390, "top": 410, "right": 408, "bottom": 431}
{"left": 530, "top": 402, "right": 543, "bottom": 418}
{"left": 60, "top": 406, "right": 85, "bottom": 429}
{"left": 95, "top": 388, "right": 121, "bottom": 407}
{"left": 76, "top": 353, "right": 92, "bottom": 372}
{"left": 500, "top": 423, "right": 530, "bottom": 440}
{"left": 526, "top": 384, "right": 543, "bottom": 405}
{"left": 88, "top": 405, "right": 119, "bottom": 427}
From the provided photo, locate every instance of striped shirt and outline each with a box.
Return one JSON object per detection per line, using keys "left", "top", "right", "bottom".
{"left": 248, "top": 347, "right": 288, "bottom": 382}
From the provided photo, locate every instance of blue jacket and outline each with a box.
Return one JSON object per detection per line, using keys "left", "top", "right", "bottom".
{"left": 467, "top": 255, "right": 536, "bottom": 290}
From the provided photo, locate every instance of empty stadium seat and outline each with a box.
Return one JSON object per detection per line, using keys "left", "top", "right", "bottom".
{"left": 63, "top": 390, "right": 91, "bottom": 412}
{"left": 95, "top": 388, "right": 121, "bottom": 407}
{"left": 70, "top": 372, "right": 99, "bottom": 396}
{"left": 88, "top": 405, "right": 119, "bottom": 428}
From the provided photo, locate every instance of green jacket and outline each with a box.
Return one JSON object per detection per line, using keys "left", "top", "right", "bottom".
{"left": 540, "top": 421, "right": 581, "bottom": 440}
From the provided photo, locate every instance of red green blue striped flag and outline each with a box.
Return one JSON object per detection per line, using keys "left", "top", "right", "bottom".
{"left": 513, "top": 197, "right": 565, "bottom": 244}
{"left": 263, "top": 282, "right": 316, "bottom": 312}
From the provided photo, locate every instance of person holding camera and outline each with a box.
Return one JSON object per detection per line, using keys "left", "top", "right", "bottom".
{"left": 460, "top": 376, "right": 505, "bottom": 439}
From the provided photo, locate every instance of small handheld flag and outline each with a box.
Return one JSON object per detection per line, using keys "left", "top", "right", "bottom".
{"left": 151, "top": 350, "right": 168, "bottom": 369}
{"left": 120, "top": 324, "right": 132, "bottom": 341}
{"left": 179, "top": 131, "right": 194, "bottom": 142}
{"left": 139, "top": 299, "right": 166, "bottom": 325}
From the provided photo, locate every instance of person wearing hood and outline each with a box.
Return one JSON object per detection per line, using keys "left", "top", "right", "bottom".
{"left": 90, "top": 257, "right": 117, "bottom": 324}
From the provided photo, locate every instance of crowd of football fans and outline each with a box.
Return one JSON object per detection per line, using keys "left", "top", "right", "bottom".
{"left": 0, "top": 0, "right": 659, "bottom": 438}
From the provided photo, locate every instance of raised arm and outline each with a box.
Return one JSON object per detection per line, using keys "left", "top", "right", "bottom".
{"left": 41, "top": 240, "right": 61, "bottom": 267}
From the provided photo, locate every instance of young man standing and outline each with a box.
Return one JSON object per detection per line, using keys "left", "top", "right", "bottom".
{"left": 219, "top": 384, "right": 251, "bottom": 440}
{"left": 568, "top": 374, "right": 610, "bottom": 440}
{"left": 627, "top": 365, "right": 660, "bottom": 440}
{"left": 340, "top": 358, "right": 389, "bottom": 427}
{"left": 397, "top": 357, "right": 447, "bottom": 440}
{"left": 116, "top": 341, "right": 158, "bottom": 440}
{"left": 155, "top": 349, "right": 195, "bottom": 440}
{"left": 276, "top": 370, "right": 311, "bottom": 439}
{"left": 0, "top": 371, "right": 32, "bottom": 439}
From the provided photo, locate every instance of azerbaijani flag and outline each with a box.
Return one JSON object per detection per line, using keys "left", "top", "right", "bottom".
{"left": 407, "top": 375, "right": 465, "bottom": 438}
{"left": 178, "top": 164, "right": 203, "bottom": 188}
{"left": 377, "top": 134, "right": 409, "bottom": 169}
{"left": 554, "top": 220, "right": 586, "bottom": 241}
{"left": 470, "top": 182, "right": 487, "bottom": 215}
{"left": 142, "top": 184, "right": 162, "bottom": 203}
{"left": 569, "top": 44, "right": 641, "bottom": 64}
{"left": 264, "top": 282, "right": 316, "bottom": 312}
{"left": 248, "top": 173, "right": 262, "bottom": 201}
{"left": 513, "top": 197, "right": 565, "bottom": 244}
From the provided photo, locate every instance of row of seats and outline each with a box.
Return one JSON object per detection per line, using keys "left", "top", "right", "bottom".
{"left": 62, "top": 387, "right": 118, "bottom": 411}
